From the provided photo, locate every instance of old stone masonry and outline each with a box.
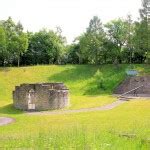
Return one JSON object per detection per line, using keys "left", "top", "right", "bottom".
{"left": 13, "top": 83, "right": 69, "bottom": 111}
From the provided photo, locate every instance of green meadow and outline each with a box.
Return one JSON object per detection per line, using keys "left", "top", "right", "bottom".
{"left": 0, "top": 64, "right": 150, "bottom": 149}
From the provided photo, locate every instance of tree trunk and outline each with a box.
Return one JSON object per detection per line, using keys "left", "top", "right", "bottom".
{"left": 2, "top": 59, "right": 5, "bottom": 67}
{"left": 95, "top": 49, "right": 98, "bottom": 65}
{"left": 18, "top": 56, "right": 20, "bottom": 67}
{"left": 79, "top": 55, "right": 82, "bottom": 64}
{"left": 49, "top": 59, "right": 51, "bottom": 64}
{"left": 113, "top": 57, "right": 119, "bottom": 70}
{"left": 104, "top": 54, "right": 107, "bottom": 64}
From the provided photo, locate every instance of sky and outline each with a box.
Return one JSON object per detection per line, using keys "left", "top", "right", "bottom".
{"left": 0, "top": 0, "right": 142, "bottom": 43}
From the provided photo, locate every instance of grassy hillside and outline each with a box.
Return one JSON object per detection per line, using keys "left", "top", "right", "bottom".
{"left": 0, "top": 64, "right": 127, "bottom": 110}
{"left": 0, "top": 64, "right": 150, "bottom": 149}
{"left": 0, "top": 64, "right": 126, "bottom": 99}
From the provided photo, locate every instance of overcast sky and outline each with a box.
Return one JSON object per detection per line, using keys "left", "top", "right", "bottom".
{"left": 0, "top": 0, "right": 142, "bottom": 43}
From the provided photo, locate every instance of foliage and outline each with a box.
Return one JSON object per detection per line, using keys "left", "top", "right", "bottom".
{"left": 139, "top": 0, "right": 150, "bottom": 63}
{"left": 21, "top": 29, "right": 65, "bottom": 65}
{"left": 0, "top": 5, "right": 150, "bottom": 66}
{"left": 0, "top": 25, "right": 7, "bottom": 65}
{"left": 66, "top": 44, "right": 82, "bottom": 64}
{"left": 13, "top": 22, "right": 28, "bottom": 67}
{"left": 79, "top": 16, "right": 106, "bottom": 64}
{"left": 105, "top": 18, "right": 129, "bottom": 63}
{"left": 132, "top": 21, "right": 148, "bottom": 63}
{"left": 0, "top": 17, "right": 28, "bottom": 66}
{"left": 94, "top": 70, "right": 105, "bottom": 90}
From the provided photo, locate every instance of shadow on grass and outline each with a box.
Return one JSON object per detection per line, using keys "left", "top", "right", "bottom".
{"left": 0, "top": 104, "right": 23, "bottom": 115}
{"left": 48, "top": 65, "right": 98, "bottom": 83}
{"left": 48, "top": 64, "right": 127, "bottom": 96}
{"left": 48, "top": 65, "right": 105, "bottom": 96}
{"left": 47, "top": 65, "right": 120, "bottom": 96}
{"left": 0, "top": 67, "right": 11, "bottom": 72}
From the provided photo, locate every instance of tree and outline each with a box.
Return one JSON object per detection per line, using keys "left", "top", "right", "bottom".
{"left": 139, "top": 0, "right": 150, "bottom": 63}
{"left": 2, "top": 17, "right": 16, "bottom": 65}
{"left": 14, "top": 33, "right": 28, "bottom": 67}
{"left": 44, "top": 29, "right": 65, "bottom": 64}
{"left": 0, "top": 17, "right": 28, "bottom": 66}
{"left": 79, "top": 16, "right": 106, "bottom": 64}
{"left": 105, "top": 18, "right": 129, "bottom": 64}
{"left": 22, "top": 29, "right": 65, "bottom": 65}
{"left": 26, "top": 30, "right": 50, "bottom": 65}
{"left": 102, "top": 39, "right": 117, "bottom": 64}
{"left": 131, "top": 21, "right": 147, "bottom": 63}
{"left": 140, "top": 0, "right": 150, "bottom": 21}
{"left": 126, "top": 15, "right": 134, "bottom": 64}
{"left": 14, "top": 22, "right": 28, "bottom": 67}
{"left": 119, "top": 15, "right": 137, "bottom": 64}
{"left": 67, "top": 43, "right": 82, "bottom": 64}
{"left": 0, "top": 25, "right": 7, "bottom": 66}
{"left": 56, "top": 26, "right": 67, "bottom": 44}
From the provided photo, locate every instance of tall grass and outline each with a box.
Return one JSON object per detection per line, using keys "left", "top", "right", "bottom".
{"left": 0, "top": 64, "right": 149, "bottom": 149}
{"left": 1, "top": 127, "right": 149, "bottom": 149}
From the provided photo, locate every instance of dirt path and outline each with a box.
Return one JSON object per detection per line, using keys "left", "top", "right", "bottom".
{"left": 27, "top": 100, "right": 126, "bottom": 115}
{"left": 0, "top": 117, "right": 14, "bottom": 126}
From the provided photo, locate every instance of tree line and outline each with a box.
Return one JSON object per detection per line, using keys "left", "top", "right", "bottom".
{"left": 0, "top": 0, "right": 149, "bottom": 66}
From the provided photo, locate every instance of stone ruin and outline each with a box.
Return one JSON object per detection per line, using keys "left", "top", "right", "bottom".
{"left": 114, "top": 76, "right": 150, "bottom": 97}
{"left": 13, "top": 83, "right": 69, "bottom": 111}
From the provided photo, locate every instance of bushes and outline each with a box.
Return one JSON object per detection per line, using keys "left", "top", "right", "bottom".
{"left": 94, "top": 70, "right": 106, "bottom": 90}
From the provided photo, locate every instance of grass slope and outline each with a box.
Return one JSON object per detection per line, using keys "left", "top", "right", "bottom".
{"left": 0, "top": 64, "right": 127, "bottom": 110}
{"left": 0, "top": 64, "right": 150, "bottom": 149}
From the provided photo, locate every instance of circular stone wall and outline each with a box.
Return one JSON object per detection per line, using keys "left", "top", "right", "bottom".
{"left": 13, "top": 83, "right": 69, "bottom": 111}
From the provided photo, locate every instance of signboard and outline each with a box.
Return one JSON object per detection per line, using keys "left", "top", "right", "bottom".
{"left": 126, "top": 70, "right": 138, "bottom": 76}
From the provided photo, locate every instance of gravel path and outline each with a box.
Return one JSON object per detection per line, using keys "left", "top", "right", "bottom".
{"left": 0, "top": 100, "right": 125, "bottom": 125}
{"left": 27, "top": 100, "right": 126, "bottom": 115}
{"left": 0, "top": 117, "right": 14, "bottom": 126}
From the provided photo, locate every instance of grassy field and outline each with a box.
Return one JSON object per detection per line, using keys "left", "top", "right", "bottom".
{"left": 0, "top": 64, "right": 150, "bottom": 149}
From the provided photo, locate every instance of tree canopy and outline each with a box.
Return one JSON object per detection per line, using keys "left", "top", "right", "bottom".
{"left": 0, "top": 1, "right": 149, "bottom": 67}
